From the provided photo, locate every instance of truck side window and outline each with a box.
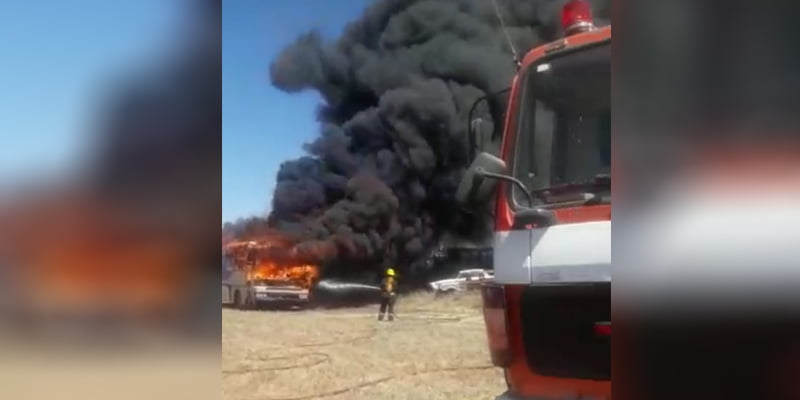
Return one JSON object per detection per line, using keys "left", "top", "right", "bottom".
{"left": 532, "top": 101, "right": 555, "bottom": 190}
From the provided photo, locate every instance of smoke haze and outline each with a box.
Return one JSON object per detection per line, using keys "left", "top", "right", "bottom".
{"left": 258, "top": 0, "right": 610, "bottom": 274}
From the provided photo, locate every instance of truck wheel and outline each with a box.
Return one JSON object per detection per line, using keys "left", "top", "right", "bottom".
{"left": 435, "top": 289, "right": 454, "bottom": 298}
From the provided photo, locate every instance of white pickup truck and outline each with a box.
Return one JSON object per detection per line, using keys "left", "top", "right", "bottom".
{"left": 429, "top": 268, "right": 494, "bottom": 294}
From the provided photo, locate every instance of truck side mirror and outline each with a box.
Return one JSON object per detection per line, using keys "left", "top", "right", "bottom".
{"left": 456, "top": 152, "right": 537, "bottom": 208}
{"left": 456, "top": 152, "right": 507, "bottom": 207}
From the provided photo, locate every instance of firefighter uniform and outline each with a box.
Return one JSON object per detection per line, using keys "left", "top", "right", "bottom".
{"left": 378, "top": 268, "right": 397, "bottom": 321}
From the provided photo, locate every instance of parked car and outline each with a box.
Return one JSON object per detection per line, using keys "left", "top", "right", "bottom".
{"left": 429, "top": 268, "right": 494, "bottom": 294}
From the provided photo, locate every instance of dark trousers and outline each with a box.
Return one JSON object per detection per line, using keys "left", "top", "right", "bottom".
{"left": 378, "top": 295, "right": 396, "bottom": 320}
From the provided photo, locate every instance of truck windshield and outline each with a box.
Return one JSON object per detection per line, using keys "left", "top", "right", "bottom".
{"left": 512, "top": 41, "right": 610, "bottom": 205}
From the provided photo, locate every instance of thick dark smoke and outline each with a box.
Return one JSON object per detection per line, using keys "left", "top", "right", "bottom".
{"left": 266, "top": 0, "right": 610, "bottom": 275}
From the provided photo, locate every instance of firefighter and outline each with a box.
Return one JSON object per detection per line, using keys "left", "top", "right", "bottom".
{"left": 378, "top": 268, "right": 397, "bottom": 321}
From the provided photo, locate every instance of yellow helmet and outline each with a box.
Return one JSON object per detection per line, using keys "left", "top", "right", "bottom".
{"left": 386, "top": 268, "right": 396, "bottom": 277}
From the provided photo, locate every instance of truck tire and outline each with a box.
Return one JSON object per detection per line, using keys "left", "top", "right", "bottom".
{"left": 435, "top": 288, "right": 456, "bottom": 298}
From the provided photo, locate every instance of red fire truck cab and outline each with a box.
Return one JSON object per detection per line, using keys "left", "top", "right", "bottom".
{"left": 456, "top": 1, "right": 610, "bottom": 399}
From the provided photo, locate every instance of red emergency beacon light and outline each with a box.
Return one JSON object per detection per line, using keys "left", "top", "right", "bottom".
{"left": 562, "top": 0, "right": 595, "bottom": 36}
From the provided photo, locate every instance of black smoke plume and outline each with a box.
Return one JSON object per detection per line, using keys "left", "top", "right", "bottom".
{"left": 266, "top": 0, "right": 610, "bottom": 275}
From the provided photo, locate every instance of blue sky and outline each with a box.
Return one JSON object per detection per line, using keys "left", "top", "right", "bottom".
{"left": 223, "top": 0, "right": 374, "bottom": 223}
{"left": 0, "top": 0, "right": 374, "bottom": 223}
{"left": 0, "top": 0, "right": 184, "bottom": 184}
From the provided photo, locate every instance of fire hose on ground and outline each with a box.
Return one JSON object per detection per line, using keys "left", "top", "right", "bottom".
{"left": 256, "top": 364, "right": 494, "bottom": 400}
{"left": 223, "top": 311, "right": 488, "bottom": 400}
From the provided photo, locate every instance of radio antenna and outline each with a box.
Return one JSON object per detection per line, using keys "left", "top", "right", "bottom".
{"left": 490, "top": 0, "right": 521, "bottom": 70}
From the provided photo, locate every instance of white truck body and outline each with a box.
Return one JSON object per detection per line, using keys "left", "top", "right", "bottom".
{"left": 222, "top": 259, "right": 309, "bottom": 308}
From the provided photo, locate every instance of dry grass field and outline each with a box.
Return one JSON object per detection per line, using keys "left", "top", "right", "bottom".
{"left": 222, "top": 291, "right": 505, "bottom": 400}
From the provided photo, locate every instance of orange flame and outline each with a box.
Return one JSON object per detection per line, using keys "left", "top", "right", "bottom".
{"left": 250, "top": 261, "right": 319, "bottom": 289}
{"left": 0, "top": 193, "right": 197, "bottom": 317}
{"left": 224, "top": 236, "right": 319, "bottom": 289}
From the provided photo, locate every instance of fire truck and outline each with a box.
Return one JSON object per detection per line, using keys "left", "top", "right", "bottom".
{"left": 222, "top": 241, "right": 317, "bottom": 309}
{"left": 456, "top": 1, "right": 610, "bottom": 399}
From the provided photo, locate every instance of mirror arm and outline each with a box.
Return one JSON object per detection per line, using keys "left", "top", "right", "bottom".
{"left": 465, "top": 171, "right": 486, "bottom": 206}
{"left": 475, "top": 168, "right": 534, "bottom": 208}
{"left": 467, "top": 87, "right": 512, "bottom": 161}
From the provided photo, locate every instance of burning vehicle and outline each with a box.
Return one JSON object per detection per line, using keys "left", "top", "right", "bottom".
{"left": 222, "top": 238, "right": 319, "bottom": 309}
